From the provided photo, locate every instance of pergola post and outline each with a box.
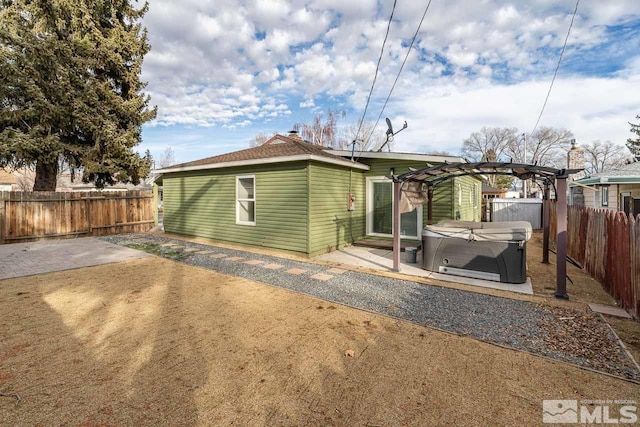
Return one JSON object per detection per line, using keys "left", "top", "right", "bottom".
{"left": 427, "top": 185, "right": 434, "bottom": 225}
{"left": 555, "top": 175, "right": 569, "bottom": 299}
{"left": 542, "top": 181, "right": 550, "bottom": 264}
{"left": 392, "top": 180, "right": 401, "bottom": 272}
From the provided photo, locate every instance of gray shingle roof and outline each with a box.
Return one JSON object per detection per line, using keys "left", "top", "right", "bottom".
{"left": 166, "top": 134, "right": 349, "bottom": 169}
{"left": 588, "top": 161, "right": 640, "bottom": 178}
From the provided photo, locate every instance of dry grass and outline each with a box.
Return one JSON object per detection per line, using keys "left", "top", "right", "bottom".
{"left": 159, "top": 231, "right": 640, "bottom": 365}
{"left": 0, "top": 257, "right": 637, "bottom": 426}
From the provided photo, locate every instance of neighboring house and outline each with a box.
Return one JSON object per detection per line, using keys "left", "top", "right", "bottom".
{"left": 0, "top": 169, "right": 17, "bottom": 191}
{"left": 569, "top": 161, "right": 640, "bottom": 216}
{"left": 482, "top": 184, "right": 506, "bottom": 200}
{"left": 156, "top": 133, "right": 482, "bottom": 257}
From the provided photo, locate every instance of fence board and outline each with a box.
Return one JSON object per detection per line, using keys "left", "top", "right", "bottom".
{"left": 549, "top": 203, "right": 639, "bottom": 318}
{"left": 491, "top": 198, "right": 543, "bottom": 228}
{"left": 0, "top": 190, "right": 154, "bottom": 243}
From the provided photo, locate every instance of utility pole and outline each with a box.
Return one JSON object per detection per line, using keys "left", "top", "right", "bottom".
{"left": 522, "top": 133, "right": 527, "bottom": 198}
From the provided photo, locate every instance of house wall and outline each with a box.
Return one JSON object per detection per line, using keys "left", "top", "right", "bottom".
{"left": 618, "top": 184, "right": 640, "bottom": 216}
{"left": 357, "top": 158, "right": 454, "bottom": 225}
{"left": 162, "top": 157, "right": 483, "bottom": 256}
{"left": 607, "top": 184, "right": 619, "bottom": 209}
{"left": 583, "top": 184, "right": 620, "bottom": 210}
{"left": 577, "top": 183, "right": 640, "bottom": 213}
{"left": 618, "top": 184, "right": 640, "bottom": 199}
{"left": 583, "top": 186, "right": 595, "bottom": 208}
{"left": 163, "top": 162, "right": 309, "bottom": 254}
{"left": 452, "top": 176, "right": 482, "bottom": 221}
{"left": 308, "top": 162, "right": 365, "bottom": 256}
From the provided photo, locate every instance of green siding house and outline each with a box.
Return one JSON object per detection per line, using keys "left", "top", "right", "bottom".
{"left": 157, "top": 134, "right": 482, "bottom": 257}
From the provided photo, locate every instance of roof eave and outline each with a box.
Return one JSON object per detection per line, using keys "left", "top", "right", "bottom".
{"left": 571, "top": 176, "right": 640, "bottom": 185}
{"left": 154, "top": 154, "right": 370, "bottom": 174}
{"left": 326, "top": 150, "right": 466, "bottom": 163}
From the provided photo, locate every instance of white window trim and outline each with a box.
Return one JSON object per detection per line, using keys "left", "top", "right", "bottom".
{"left": 365, "top": 176, "right": 422, "bottom": 239}
{"left": 236, "top": 175, "right": 256, "bottom": 226}
{"left": 601, "top": 186, "right": 608, "bottom": 207}
{"left": 473, "top": 183, "right": 478, "bottom": 208}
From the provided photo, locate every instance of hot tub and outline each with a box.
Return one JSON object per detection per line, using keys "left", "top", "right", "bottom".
{"left": 422, "top": 220, "right": 532, "bottom": 284}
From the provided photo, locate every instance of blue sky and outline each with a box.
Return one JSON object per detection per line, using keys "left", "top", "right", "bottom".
{"left": 138, "top": 0, "right": 640, "bottom": 165}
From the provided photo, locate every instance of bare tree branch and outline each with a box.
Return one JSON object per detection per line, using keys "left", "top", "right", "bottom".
{"left": 340, "top": 121, "right": 388, "bottom": 151}
{"left": 248, "top": 132, "right": 271, "bottom": 147}
{"left": 294, "top": 108, "right": 346, "bottom": 148}
{"left": 462, "top": 127, "right": 518, "bottom": 187}
{"left": 508, "top": 127, "right": 573, "bottom": 168}
{"left": 158, "top": 147, "right": 176, "bottom": 168}
{"left": 582, "top": 140, "right": 631, "bottom": 174}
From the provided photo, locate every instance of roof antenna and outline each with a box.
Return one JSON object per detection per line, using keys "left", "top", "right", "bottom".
{"left": 378, "top": 118, "right": 407, "bottom": 152}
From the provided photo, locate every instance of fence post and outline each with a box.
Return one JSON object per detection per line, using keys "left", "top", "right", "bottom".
{"left": 85, "top": 196, "right": 92, "bottom": 235}
{"left": 153, "top": 183, "right": 159, "bottom": 227}
{"left": 542, "top": 182, "right": 550, "bottom": 264}
{"left": 0, "top": 192, "right": 5, "bottom": 244}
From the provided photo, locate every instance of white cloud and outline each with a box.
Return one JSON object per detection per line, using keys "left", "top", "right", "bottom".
{"left": 388, "top": 74, "right": 640, "bottom": 154}
{"left": 446, "top": 44, "right": 479, "bottom": 68}
{"left": 300, "top": 98, "right": 315, "bottom": 108}
{"left": 138, "top": 0, "right": 640, "bottom": 160}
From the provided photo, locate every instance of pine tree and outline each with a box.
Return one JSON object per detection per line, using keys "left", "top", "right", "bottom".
{"left": 628, "top": 116, "right": 640, "bottom": 161}
{"left": 0, "top": 0, "right": 156, "bottom": 191}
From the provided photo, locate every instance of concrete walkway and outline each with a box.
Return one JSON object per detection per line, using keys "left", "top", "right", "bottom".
{"left": 0, "top": 238, "right": 151, "bottom": 280}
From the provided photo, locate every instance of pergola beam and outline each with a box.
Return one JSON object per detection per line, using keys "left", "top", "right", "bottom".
{"left": 542, "top": 181, "right": 550, "bottom": 264}
{"left": 555, "top": 176, "right": 569, "bottom": 298}
{"left": 392, "top": 181, "right": 401, "bottom": 272}
{"left": 427, "top": 185, "right": 434, "bottom": 225}
{"left": 391, "top": 162, "right": 580, "bottom": 298}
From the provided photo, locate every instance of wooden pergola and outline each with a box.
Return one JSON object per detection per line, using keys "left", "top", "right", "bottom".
{"left": 391, "top": 162, "right": 582, "bottom": 299}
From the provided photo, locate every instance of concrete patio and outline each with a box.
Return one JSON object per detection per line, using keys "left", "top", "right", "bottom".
{"left": 0, "top": 237, "right": 151, "bottom": 280}
{"left": 315, "top": 245, "right": 533, "bottom": 295}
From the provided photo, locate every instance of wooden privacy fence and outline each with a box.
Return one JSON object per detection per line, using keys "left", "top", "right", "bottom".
{"left": 550, "top": 203, "right": 640, "bottom": 318}
{"left": 0, "top": 190, "right": 155, "bottom": 243}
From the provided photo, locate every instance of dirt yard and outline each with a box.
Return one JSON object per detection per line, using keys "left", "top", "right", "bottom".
{"left": 1, "top": 257, "right": 638, "bottom": 426}
{"left": 526, "top": 232, "right": 640, "bottom": 362}
{"left": 159, "top": 230, "right": 640, "bottom": 364}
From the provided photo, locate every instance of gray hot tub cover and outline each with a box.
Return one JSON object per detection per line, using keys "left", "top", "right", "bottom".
{"left": 424, "top": 220, "right": 532, "bottom": 242}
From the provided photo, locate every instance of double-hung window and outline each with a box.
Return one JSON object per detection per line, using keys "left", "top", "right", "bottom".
{"left": 236, "top": 176, "right": 256, "bottom": 225}
{"left": 601, "top": 186, "right": 608, "bottom": 207}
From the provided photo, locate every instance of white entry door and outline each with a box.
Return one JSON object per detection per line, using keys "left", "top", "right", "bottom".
{"left": 366, "top": 177, "right": 422, "bottom": 239}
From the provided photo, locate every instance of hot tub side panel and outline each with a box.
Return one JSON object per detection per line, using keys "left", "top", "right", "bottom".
{"left": 422, "top": 233, "right": 527, "bottom": 284}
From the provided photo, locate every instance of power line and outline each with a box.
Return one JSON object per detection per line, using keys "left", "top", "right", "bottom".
{"left": 353, "top": 0, "right": 397, "bottom": 155}
{"left": 363, "top": 0, "right": 433, "bottom": 149}
{"left": 529, "top": 0, "right": 580, "bottom": 137}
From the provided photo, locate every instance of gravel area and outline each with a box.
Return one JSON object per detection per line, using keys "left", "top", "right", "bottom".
{"left": 101, "top": 234, "right": 640, "bottom": 380}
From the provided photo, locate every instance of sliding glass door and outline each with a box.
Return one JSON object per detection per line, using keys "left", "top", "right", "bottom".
{"left": 367, "top": 178, "right": 422, "bottom": 239}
